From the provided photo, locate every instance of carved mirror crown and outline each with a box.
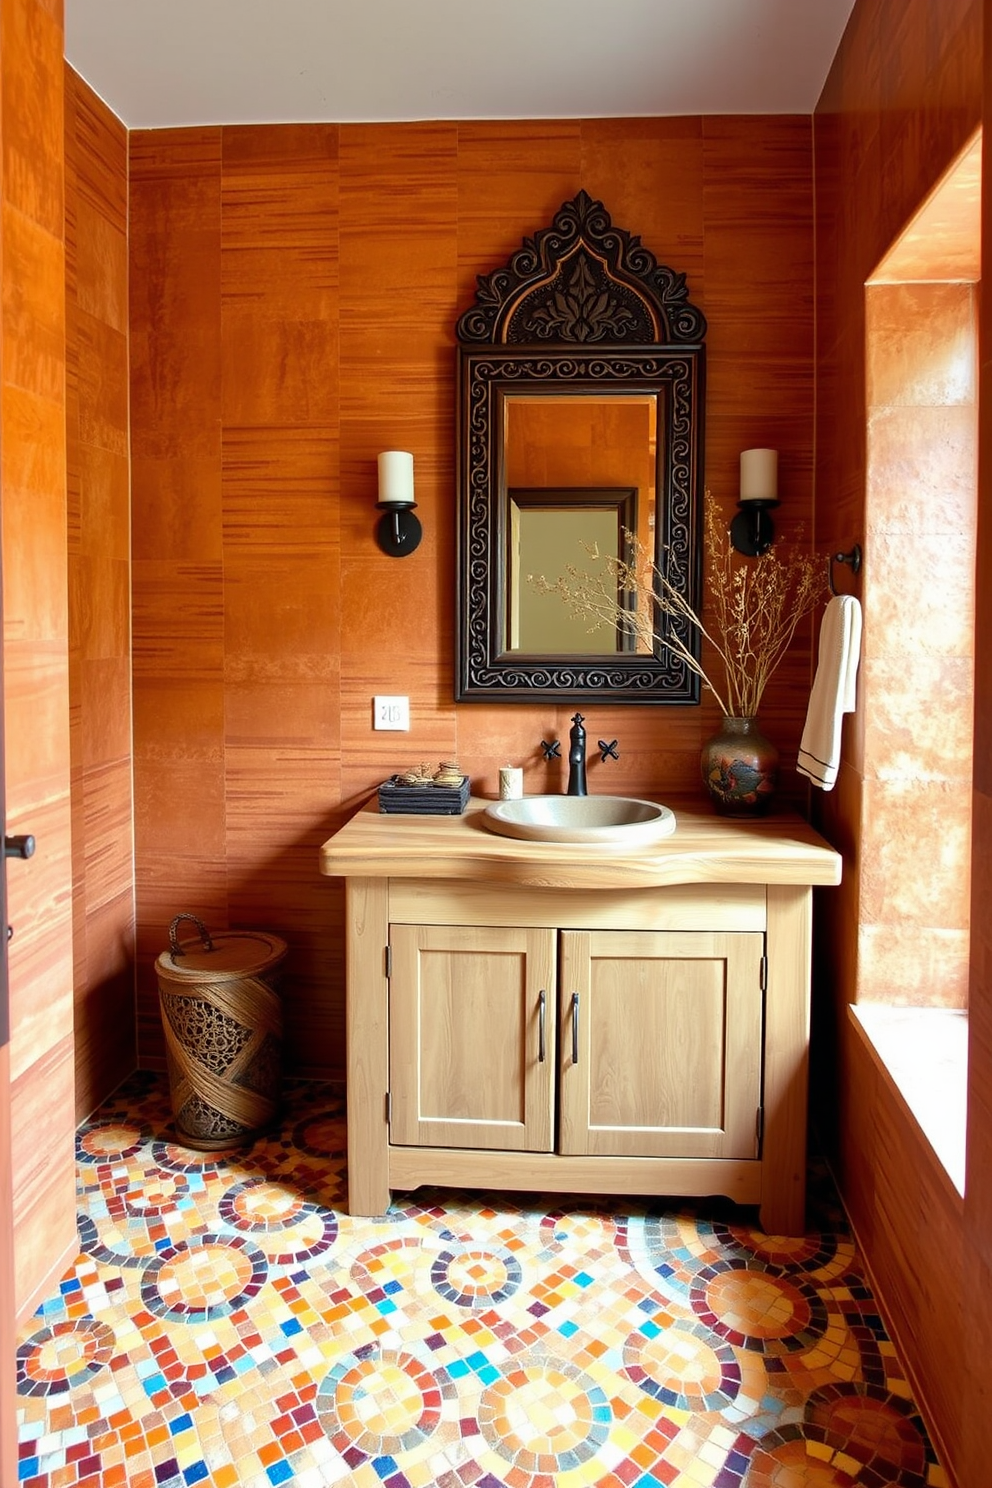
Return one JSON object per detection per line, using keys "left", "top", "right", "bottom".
{"left": 456, "top": 188, "right": 707, "bottom": 348}
{"left": 455, "top": 191, "right": 707, "bottom": 704}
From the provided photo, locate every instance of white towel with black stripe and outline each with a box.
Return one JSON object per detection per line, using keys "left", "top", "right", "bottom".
{"left": 797, "top": 594, "right": 862, "bottom": 790}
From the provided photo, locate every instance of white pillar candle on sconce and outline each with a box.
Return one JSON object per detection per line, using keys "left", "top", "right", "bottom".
{"left": 731, "top": 448, "right": 780, "bottom": 556}
{"left": 375, "top": 450, "right": 421, "bottom": 556}
{"left": 739, "top": 448, "right": 778, "bottom": 503}
{"left": 377, "top": 450, "right": 415, "bottom": 506}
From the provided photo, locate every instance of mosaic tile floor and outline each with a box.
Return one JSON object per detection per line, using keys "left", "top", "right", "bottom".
{"left": 16, "top": 1072, "right": 945, "bottom": 1488}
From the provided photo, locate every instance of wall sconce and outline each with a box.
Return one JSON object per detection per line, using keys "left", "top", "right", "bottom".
{"left": 375, "top": 451, "right": 422, "bottom": 556}
{"left": 730, "top": 448, "right": 779, "bottom": 556}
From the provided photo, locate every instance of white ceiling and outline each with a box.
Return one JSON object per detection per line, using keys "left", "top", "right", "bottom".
{"left": 64, "top": 0, "right": 858, "bottom": 132}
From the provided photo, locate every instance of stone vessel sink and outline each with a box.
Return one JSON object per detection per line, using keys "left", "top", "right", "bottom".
{"left": 482, "top": 795, "right": 676, "bottom": 846}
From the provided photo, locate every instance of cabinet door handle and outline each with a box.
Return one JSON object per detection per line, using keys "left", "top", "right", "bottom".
{"left": 571, "top": 992, "right": 580, "bottom": 1064}
{"left": 538, "top": 988, "right": 546, "bottom": 1062}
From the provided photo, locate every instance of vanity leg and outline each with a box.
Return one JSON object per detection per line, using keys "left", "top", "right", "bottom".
{"left": 345, "top": 877, "right": 392, "bottom": 1215}
{"left": 760, "top": 884, "right": 812, "bottom": 1237}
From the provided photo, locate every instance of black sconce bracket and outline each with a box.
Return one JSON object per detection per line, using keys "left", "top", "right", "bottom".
{"left": 375, "top": 503, "right": 422, "bottom": 557}
{"left": 730, "top": 499, "right": 779, "bottom": 557}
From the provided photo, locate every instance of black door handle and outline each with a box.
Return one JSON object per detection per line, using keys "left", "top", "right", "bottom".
{"left": 4, "top": 835, "right": 34, "bottom": 952}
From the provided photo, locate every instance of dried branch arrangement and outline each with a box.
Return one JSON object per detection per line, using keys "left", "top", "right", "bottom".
{"left": 531, "top": 496, "right": 827, "bottom": 717}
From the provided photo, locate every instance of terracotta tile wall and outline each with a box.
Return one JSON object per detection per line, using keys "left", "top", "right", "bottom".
{"left": 1, "top": 0, "right": 77, "bottom": 1318}
{"left": 129, "top": 125, "right": 343, "bottom": 1075}
{"left": 127, "top": 116, "right": 818, "bottom": 1076}
{"left": 64, "top": 67, "right": 135, "bottom": 1121}
{"left": 814, "top": 0, "right": 987, "bottom": 1480}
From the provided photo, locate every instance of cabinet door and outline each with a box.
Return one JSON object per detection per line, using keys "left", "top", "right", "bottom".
{"left": 558, "top": 929, "right": 763, "bottom": 1159}
{"left": 389, "top": 924, "right": 556, "bottom": 1151}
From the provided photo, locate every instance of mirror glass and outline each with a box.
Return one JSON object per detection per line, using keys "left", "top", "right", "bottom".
{"left": 505, "top": 394, "right": 655, "bottom": 656}
{"left": 454, "top": 191, "right": 706, "bottom": 704}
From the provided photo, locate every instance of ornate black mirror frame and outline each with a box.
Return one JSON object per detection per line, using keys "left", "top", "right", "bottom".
{"left": 455, "top": 190, "right": 707, "bottom": 704}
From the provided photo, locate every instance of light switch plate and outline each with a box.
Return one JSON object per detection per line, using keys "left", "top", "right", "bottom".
{"left": 373, "top": 695, "right": 410, "bottom": 730}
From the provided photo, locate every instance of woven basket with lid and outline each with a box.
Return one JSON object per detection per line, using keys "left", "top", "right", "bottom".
{"left": 156, "top": 914, "right": 287, "bottom": 1151}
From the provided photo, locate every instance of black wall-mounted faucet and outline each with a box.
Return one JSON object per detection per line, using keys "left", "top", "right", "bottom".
{"left": 542, "top": 717, "right": 619, "bottom": 795}
{"left": 567, "top": 713, "right": 587, "bottom": 796}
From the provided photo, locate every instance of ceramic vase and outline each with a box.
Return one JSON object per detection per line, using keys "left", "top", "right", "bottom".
{"left": 700, "top": 715, "right": 778, "bottom": 816}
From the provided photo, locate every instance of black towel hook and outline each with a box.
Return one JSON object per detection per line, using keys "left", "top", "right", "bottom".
{"left": 829, "top": 544, "right": 862, "bottom": 596}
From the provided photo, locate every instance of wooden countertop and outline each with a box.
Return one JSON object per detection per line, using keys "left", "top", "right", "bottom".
{"left": 319, "top": 797, "right": 843, "bottom": 891}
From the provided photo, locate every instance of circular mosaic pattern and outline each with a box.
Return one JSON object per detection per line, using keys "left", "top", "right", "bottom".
{"left": 805, "top": 1382, "right": 933, "bottom": 1478}
{"left": 150, "top": 1140, "right": 228, "bottom": 1175}
{"left": 478, "top": 1354, "right": 611, "bottom": 1474}
{"left": 76, "top": 1117, "right": 151, "bottom": 1164}
{"left": 430, "top": 1245, "right": 523, "bottom": 1308}
{"left": 710, "top": 1221, "right": 841, "bottom": 1275}
{"left": 140, "top": 1233, "right": 268, "bottom": 1322}
{"left": 26, "top": 1072, "right": 946, "bottom": 1488}
{"left": 745, "top": 1436, "right": 861, "bottom": 1486}
{"left": 292, "top": 1108, "right": 347, "bottom": 1158}
{"left": 220, "top": 1176, "right": 307, "bottom": 1230}
{"left": 316, "top": 1345, "right": 445, "bottom": 1456}
{"left": 617, "top": 1212, "right": 722, "bottom": 1293}
{"left": 16, "top": 1319, "right": 116, "bottom": 1396}
{"left": 77, "top": 1211, "right": 155, "bottom": 1270}
{"left": 623, "top": 1319, "right": 741, "bottom": 1412}
{"left": 218, "top": 1177, "right": 338, "bottom": 1264}
{"left": 691, "top": 1259, "right": 829, "bottom": 1354}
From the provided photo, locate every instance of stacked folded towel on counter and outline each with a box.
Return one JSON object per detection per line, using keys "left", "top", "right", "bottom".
{"left": 797, "top": 594, "right": 863, "bottom": 791}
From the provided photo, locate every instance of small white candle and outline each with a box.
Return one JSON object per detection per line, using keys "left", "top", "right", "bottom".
{"left": 499, "top": 765, "right": 523, "bottom": 800}
{"left": 378, "top": 451, "right": 415, "bottom": 506}
{"left": 739, "top": 448, "right": 778, "bottom": 503}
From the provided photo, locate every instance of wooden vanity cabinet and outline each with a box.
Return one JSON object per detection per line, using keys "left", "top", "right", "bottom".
{"left": 558, "top": 929, "right": 764, "bottom": 1161}
{"left": 322, "top": 801, "right": 842, "bottom": 1237}
{"left": 388, "top": 923, "right": 557, "bottom": 1153}
{"left": 388, "top": 922, "right": 764, "bottom": 1164}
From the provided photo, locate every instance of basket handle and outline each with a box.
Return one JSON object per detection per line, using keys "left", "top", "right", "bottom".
{"left": 168, "top": 913, "right": 215, "bottom": 962}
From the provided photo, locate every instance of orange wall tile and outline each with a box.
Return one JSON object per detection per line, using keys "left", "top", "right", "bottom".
{"left": 130, "top": 125, "right": 345, "bottom": 1073}
{"left": 128, "top": 115, "right": 818, "bottom": 1076}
